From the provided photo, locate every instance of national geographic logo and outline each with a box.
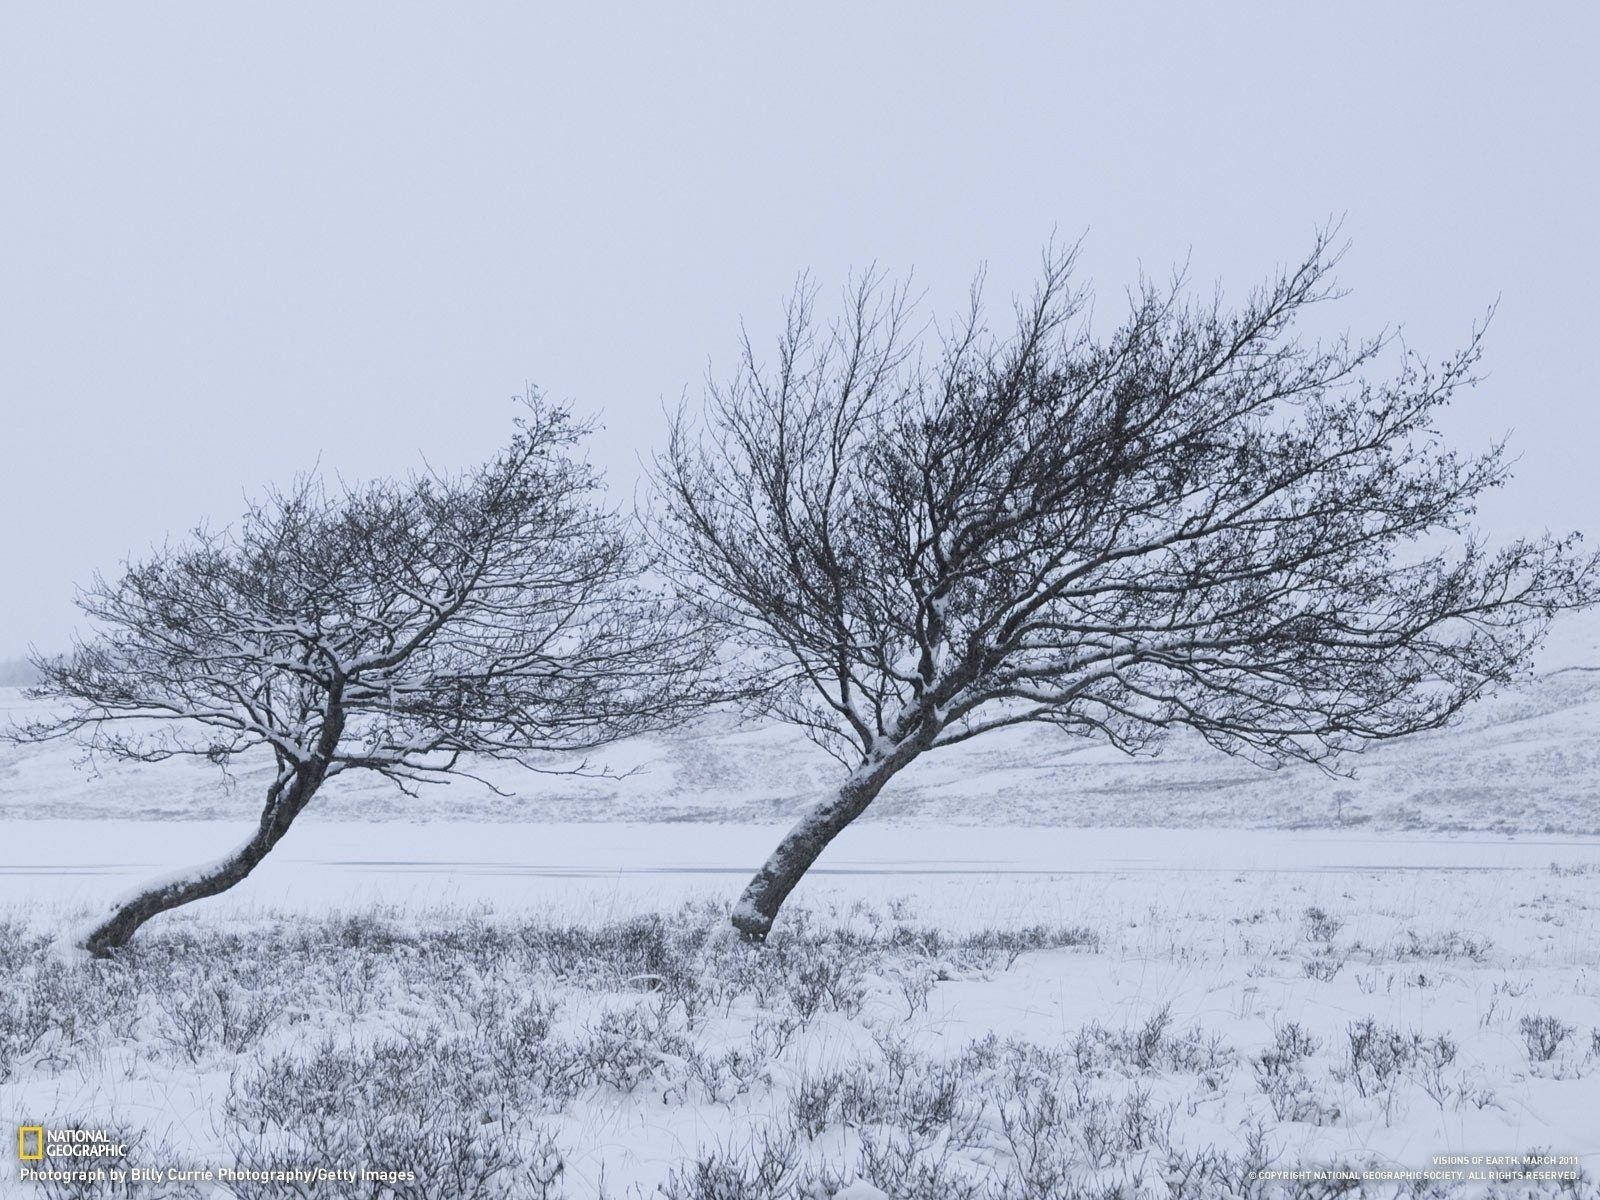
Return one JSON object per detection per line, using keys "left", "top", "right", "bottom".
{"left": 17, "top": 1127, "right": 43, "bottom": 1161}
{"left": 15, "top": 1126, "right": 127, "bottom": 1160}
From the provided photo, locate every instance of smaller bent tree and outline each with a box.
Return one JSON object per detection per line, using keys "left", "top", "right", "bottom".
{"left": 656, "top": 234, "right": 1599, "bottom": 943}
{"left": 17, "top": 397, "right": 710, "bottom": 955}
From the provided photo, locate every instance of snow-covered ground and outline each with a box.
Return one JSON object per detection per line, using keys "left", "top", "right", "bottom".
{"left": 4, "top": 832, "right": 1599, "bottom": 1197}
{"left": 8, "top": 820, "right": 1600, "bottom": 918}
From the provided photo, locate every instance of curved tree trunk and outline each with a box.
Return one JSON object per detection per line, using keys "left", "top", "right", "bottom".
{"left": 731, "top": 736, "right": 926, "bottom": 943}
{"left": 80, "top": 765, "right": 322, "bottom": 957}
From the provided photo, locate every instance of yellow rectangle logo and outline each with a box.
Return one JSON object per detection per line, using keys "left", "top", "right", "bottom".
{"left": 18, "top": 1127, "right": 43, "bottom": 1161}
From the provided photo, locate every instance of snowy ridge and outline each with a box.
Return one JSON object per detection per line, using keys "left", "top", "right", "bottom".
{"left": 5, "top": 611, "right": 1599, "bottom": 834}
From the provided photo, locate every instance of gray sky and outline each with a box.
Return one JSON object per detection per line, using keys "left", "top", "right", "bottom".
{"left": 3, "top": 3, "right": 1596, "bottom": 656}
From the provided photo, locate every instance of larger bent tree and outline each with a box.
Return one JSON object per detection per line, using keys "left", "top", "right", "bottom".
{"left": 17, "top": 397, "right": 710, "bottom": 955}
{"left": 656, "top": 233, "right": 1598, "bottom": 943}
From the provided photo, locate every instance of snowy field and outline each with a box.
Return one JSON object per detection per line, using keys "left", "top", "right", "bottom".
{"left": 4, "top": 825, "right": 1600, "bottom": 1198}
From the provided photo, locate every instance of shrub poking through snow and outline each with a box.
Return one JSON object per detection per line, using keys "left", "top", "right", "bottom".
{"left": 5, "top": 895, "right": 1587, "bottom": 1198}
{"left": 1302, "top": 906, "right": 1344, "bottom": 944}
{"left": 1393, "top": 928, "right": 1493, "bottom": 963}
{"left": 1519, "top": 1013, "right": 1575, "bottom": 1063}
{"left": 1339, "top": 1019, "right": 1418, "bottom": 1099}
{"left": 1253, "top": 1023, "right": 1340, "bottom": 1125}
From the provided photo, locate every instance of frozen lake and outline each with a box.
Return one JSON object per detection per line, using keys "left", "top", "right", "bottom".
{"left": 8, "top": 820, "right": 1600, "bottom": 926}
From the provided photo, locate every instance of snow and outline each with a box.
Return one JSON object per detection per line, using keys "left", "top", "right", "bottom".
{"left": 5, "top": 826, "right": 1600, "bottom": 1194}
{"left": 833, "top": 1184, "right": 890, "bottom": 1200}
{"left": 8, "top": 821, "right": 1600, "bottom": 916}
{"left": 5, "top": 611, "right": 1598, "bottom": 833}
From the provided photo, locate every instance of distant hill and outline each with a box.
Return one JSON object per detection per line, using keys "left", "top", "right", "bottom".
{"left": 0, "top": 658, "right": 37, "bottom": 687}
{"left": 3, "top": 611, "right": 1598, "bottom": 832}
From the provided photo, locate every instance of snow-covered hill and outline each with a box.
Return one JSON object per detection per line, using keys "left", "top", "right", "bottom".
{"left": 4, "top": 611, "right": 1598, "bottom": 832}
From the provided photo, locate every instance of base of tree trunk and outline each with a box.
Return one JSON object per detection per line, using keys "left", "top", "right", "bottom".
{"left": 79, "top": 845, "right": 257, "bottom": 956}
{"left": 81, "top": 908, "right": 156, "bottom": 958}
{"left": 77, "top": 799, "right": 305, "bottom": 955}
{"left": 730, "top": 757, "right": 906, "bottom": 944}
{"left": 729, "top": 901, "right": 775, "bottom": 944}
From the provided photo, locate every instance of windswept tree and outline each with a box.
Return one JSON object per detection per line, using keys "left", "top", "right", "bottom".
{"left": 656, "top": 233, "right": 1598, "bottom": 942}
{"left": 17, "top": 397, "right": 712, "bottom": 955}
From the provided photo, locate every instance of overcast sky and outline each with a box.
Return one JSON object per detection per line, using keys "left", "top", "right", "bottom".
{"left": 2, "top": 3, "right": 1596, "bottom": 656}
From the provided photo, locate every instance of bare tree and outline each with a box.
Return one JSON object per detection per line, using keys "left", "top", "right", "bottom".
{"left": 655, "top": 233, "right": 1598, "bottom": 942}
{"left": 16, "top": 396, "right": 711, "bottom": 955}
